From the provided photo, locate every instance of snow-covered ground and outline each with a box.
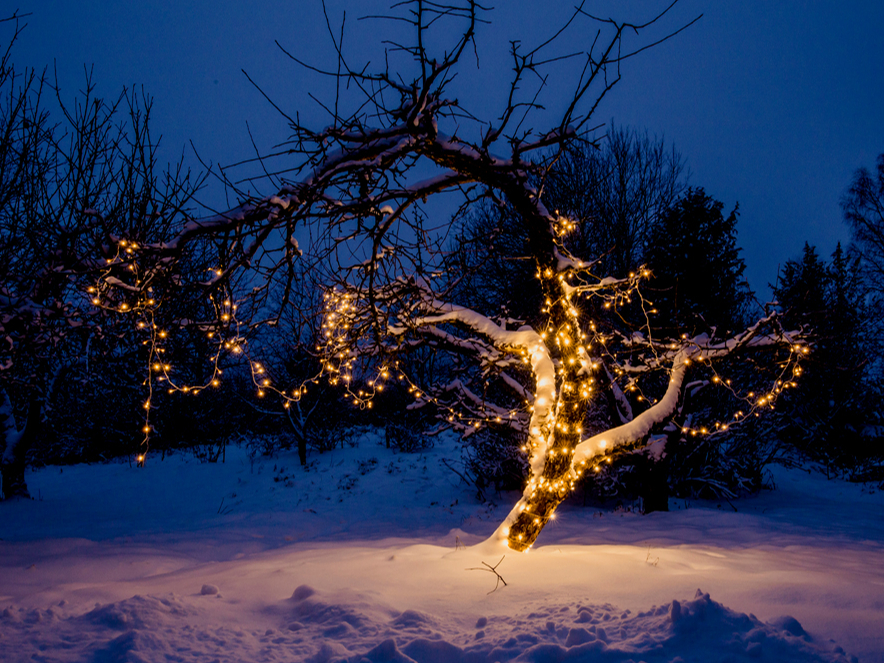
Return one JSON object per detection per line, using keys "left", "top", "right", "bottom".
{"left": 1, "top": 428, "right": 882, "bottom": 662}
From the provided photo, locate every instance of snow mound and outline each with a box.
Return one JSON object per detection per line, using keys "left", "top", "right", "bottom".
{"left": 287, "top": 587, "right": 855, "bottom": 662}
{"left": 1, "top": 437, "right": 879, "bottom": 661}
{"left": 200, "top": 583, "right": 220, "bottom": 596}
{"left": 87, "top": 594, "right": 193, "bottom": 631}
{"left": 0, "top": 588, "right": 855, "bottom": 662}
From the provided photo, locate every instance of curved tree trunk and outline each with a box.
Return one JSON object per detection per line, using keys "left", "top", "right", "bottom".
{"left": 501, "top": 344, "right": 692, "bottom": 551}
{"left": 505, "top": 413, "right": 580, "bottom": 550}
{"left": 504, "top": 271, "right": 586, "bottom": 551}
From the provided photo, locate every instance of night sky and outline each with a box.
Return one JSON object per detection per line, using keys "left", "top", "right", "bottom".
{"left": 10, "top": 0, "right": 884, "bottom": 296}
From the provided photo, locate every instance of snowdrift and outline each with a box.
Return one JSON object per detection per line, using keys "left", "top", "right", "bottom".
{"left": 1, "top": 429, "right": 880, "bottom": 661}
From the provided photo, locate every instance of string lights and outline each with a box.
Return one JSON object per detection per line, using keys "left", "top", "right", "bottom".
{"left": 314, "top": 214, "right": 808, "bottom": 552}
{"left": 90, "top": 239, "right": 319, "bottom": 463}
{"left": 318, "top": 215, "right": 808, "bottom": 552}
{"left": 96, "top": 210, "right": 806, "bottom": 552}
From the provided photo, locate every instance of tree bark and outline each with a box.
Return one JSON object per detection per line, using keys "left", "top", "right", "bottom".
{"left": 505, "top": 421, "right": 579, "bottom": 551}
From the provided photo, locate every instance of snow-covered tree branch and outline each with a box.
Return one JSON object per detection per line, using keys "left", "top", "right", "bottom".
{"left": 323, "top": 258, "right": 806, "bottom": 550}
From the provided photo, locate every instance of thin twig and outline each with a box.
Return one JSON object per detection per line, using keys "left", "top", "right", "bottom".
{"left": 466, "top": 555, "right": 508, "bottom": 594}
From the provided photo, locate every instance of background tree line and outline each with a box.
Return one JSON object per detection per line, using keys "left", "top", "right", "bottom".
{"left": 450, "top": 131, "right": 884, "bottom": 506}
{"left": 2, "top": 8, "right": 883, "bottom": 510}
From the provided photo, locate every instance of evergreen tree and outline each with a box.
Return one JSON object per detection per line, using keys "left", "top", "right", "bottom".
{"left": 828, "top": 243, "right": 866, "bottom": 390}
{"left": 615, "top": 190, "right": 777, "bottom": 506}
{"left": 774, "top": 243, "right": 829, "bottom": 330}
{"left": 772, "top": 242, "right": 876, "bottom": 471}
{"left": 644, "top": 188, "right": 754, "bottom": 337}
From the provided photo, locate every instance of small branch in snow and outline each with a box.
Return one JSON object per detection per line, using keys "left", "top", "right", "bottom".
{"left": 466, "top": 555, "right": 508, "bottom": 594}
{"left": 217, "top": 497, "right": 236, "bottom": 515}
{"left": 645, "top": 546, "right": 659, "bottom": 567}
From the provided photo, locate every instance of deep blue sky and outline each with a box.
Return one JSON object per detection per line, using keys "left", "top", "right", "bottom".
{"left": 9, "top": 1, "right": 884, "bottom": 295}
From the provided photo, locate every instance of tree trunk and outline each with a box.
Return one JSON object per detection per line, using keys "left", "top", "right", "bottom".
{"left": 298, "top": 435, "right": 307, "bottom": 466}
{"left": 285, "top": 407, "right": 309, "bottom": 466}
{"left": 637, "top": 453, "right": 670, "bottom": 514}
{"left": 506, "top": 272, "right": 584, "bottom": 551}
{"left": 0, "top": 456, "right": 29, "bottom": 500}
{"left": 0, "top": 393, "right": 40, "bottom": 500}
{"left": 505, "top": 421, "right": 579, "bottom": 550}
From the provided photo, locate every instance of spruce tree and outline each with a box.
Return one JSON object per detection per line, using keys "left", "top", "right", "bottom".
{"left": 773, "top": 243, "right": 874, "bottom": 471}
{"left": 644, "top": 189, "right": 754, "bottom": 338}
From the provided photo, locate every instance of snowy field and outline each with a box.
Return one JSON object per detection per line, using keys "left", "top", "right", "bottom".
{"left": 1, "top": 429, "right": 882, "bottom": 662}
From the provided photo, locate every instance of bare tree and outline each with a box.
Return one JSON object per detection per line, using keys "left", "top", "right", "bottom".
{"left": 0, "top": 14, "right": 201, "bottom": 498}
{"left": 842, "top": 153, "right": 884, "bottom": 361}
{"left": 843, "top": 154, "right": 884, "bottom": 294}
{"left": 545, "top": 125, "right": 686, "bottom": 278}
{"left": 98, "top": 1, "right": 805, "bottom": 550}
